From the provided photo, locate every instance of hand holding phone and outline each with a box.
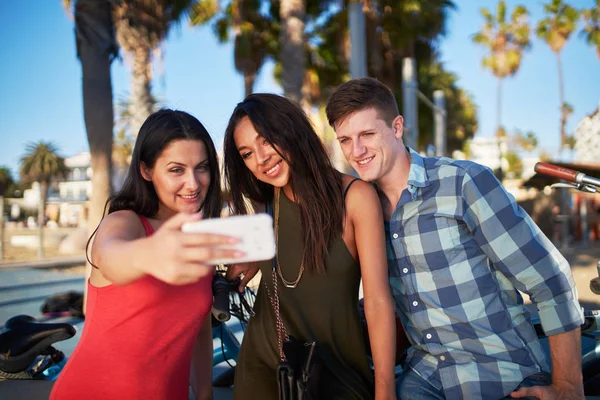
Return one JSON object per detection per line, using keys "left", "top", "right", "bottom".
{"left": 181, "top": 213, "right": 276, "bottom": 265}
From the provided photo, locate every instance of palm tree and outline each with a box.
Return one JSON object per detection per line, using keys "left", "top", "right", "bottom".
{"left": 473, "top": 1, "right": 530, "bottom": 180}
{"left": 308, "top": 1, "right": 471, "bottom": 152}
{"left": 472, "top": 1, "right": 530, "bottom": 136}
{"left": 279, "top": 0, "right": 306, "bottom": 104}
{"left": 113, "top": 0, "right": 195, "bottom": 136}
{"left": 536, "top": 0, "right": 579, "bottom": 151}
{"left": 64, "top": 0, "right": 118, "bottom": 238}
{"left": 0, "top": 166, "right": 14, "bottom": 260}
{"left": 112, "top": 93, "right": 161, "bottom": 189}
{"left": 191, "top": 0, "right": 276, "bottom": 98}
{"left": 581, "top": 0, "right": 600, "bottom": 59}
{"left": 20, "top": 142, "right": 68, "bottom": 259}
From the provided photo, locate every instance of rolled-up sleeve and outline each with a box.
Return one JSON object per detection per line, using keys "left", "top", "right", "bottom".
{"left": 460, "top": 164, "right": 584, "bottom": 336}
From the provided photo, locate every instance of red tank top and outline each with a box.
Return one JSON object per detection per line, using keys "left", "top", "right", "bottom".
{"left": 50, "top": 215, "right": 213, "bottom": 400}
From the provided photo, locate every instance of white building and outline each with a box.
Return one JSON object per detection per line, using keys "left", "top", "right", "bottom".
{"left": 574, "top": 102, "right": 600, "bottom": 164}
{"left": 464, "top": 136, "right": 509, "bottom": 173}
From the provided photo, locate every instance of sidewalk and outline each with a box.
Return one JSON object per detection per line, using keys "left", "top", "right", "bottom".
{"left": 0, "top": 255, "right": 86, "bottom": 270}
{"left": 0, "top": 260, "right": 234, "bottom": 400}
{"left": 560, "top": 244, "right": 600, "bottom": 310}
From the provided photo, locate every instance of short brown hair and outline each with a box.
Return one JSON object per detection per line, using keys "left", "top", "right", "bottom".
{"left": 326, "top": 77, "right": 399, "bottom": 128}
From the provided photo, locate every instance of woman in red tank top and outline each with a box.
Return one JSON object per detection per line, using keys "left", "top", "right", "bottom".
{"left": 50, "top": 110, "right": 243, "bottom": 400}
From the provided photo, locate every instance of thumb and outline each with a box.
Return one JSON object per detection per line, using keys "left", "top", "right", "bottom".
{"left": 239, "top": 270, "right": 255, "bottom": 292}
{"left": 225, "top": 264, "right": 241, "bottom": 281}
{"left": 163, "top": 212, "right": 202, "bottom": 231}
{"left": 510, "top": 386, "right": 543, "bottom": 399}
{"left": 239, "top": 263, "right": 259, "bottom": 292}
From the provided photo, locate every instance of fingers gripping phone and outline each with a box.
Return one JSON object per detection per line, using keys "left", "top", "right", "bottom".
{"left": 181, "top": 213, "right": 276, "bottom": 265}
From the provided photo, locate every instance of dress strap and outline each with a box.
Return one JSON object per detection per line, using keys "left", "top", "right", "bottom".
{"left": 343, "top": 178, "right": 361, "bottom": 200}
{"left": 138, "top": 215, "right": 155, "bottom": 236}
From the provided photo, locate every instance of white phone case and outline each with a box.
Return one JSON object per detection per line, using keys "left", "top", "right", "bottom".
{"left": 181, "top": 213, "right": 276, "bottom": 265}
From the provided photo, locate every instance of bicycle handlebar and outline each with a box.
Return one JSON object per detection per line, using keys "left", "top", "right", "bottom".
{"left": 534, "top": 162, "right": 600, "bottom": 189}
{"left": 212, "top": 275, "right": 231, "bottom": 322}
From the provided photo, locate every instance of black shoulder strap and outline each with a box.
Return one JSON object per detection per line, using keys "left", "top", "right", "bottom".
{"left": 343, "top": 178, "right": 361, "bottom": 200}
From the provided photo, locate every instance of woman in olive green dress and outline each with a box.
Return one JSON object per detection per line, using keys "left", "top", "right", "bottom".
{"left": 223, "top": 94, "right": 396, "bottom": 400}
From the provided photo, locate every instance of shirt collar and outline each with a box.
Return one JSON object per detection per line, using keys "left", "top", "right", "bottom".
{"left": 406, "top": 147, "right": 430, "bottom": 198}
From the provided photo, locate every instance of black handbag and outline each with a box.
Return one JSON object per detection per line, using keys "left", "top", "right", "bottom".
{"left": 266, "top": 197, "right": 322, "bottom": 400}
{"left": 267, "top": 268, "right": 322, "bottom": 400}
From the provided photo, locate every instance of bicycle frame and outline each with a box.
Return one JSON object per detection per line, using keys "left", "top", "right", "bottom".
{"left": 212, "top": 322, "right": 240, "bottom": 365}
{"left": 534, "top": 162, "right": 600, "bottom": 394}
{"left": 211, "top": 271, "right": 256, "bottom": 367}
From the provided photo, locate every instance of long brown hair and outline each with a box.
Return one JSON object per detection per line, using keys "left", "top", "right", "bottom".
{"left": 223, "top": 94, "right": 344, "bottom": 273}
{"left": 86, "top": 109, "right": 222, "bottom": 267}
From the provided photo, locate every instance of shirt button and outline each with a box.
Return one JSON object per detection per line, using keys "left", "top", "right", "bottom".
{"left": 412, "top": 301, "right": 418, "bottom": 307}
{"left": 426, "top": 334, "right": 432, "bottom": 339}
{"left": 392, "top": 233, "right": 399, "bottom": 239}
{"left": 402, "top": 268, "right": 408, "bottom": 273}
{"left": 440, "top": 355, "right": 446, "bottom": 361}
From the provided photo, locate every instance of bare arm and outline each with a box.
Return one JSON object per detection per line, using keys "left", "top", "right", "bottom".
{"left": 511, "top": 329, "right": 584, "bottom": 399}
{"left": 190, "top": 314, "right": 214, "bottom": 400}
{"left": 91, "top": 211, "right": 241, "bottom": 286}
{"left": 347, "top": 181, "right": 396, "bottom": 400}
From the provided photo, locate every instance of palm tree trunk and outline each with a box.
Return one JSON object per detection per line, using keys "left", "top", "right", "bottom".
{"left": 78, "top": 13, "right": 115, "bottom": 239}
{"left": 81, "top": 55, "right": 114, "bottom": 236}
{"left": 496, "top": 77, "right": 504, "bottom": 182}
{"left": 244, "top": 73, "right": 255, "bottom": 98}
{"left": 74, "top": 0, "right": 117, "bottom": 314}
{"left": 38, "top": 181, "right": 48, "bottom": 259}
{"left": 280, "top": 0, "right": 306, "bottom": 104}
{"left": 556, "top": 51, "right": 566, "bottom": 151}
{"left": 496, "top": 77, "right": 502, "bottom": 132}
{"left": 365, "top": 7, "right": 382, "bottom": 79}
{"left": 130, "top": 46, "right": 153, "bottom": 137}
{"left": 0, "top": 195, "right": 4, "bottom": 260}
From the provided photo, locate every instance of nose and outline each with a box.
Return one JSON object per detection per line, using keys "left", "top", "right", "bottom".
{"left": 255, "top": 145, "right": 271, "bottom": 165}
{"left": 352, "top": 138, "right": 366, "bottom": 158}
{"left": 185, "top": 170, "right": 200, "bottom": 190}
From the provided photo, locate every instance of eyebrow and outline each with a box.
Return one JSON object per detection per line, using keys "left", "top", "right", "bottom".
{"left": 166, "top": 159, "right": 209, "bottom": 167}
{"left": 237, "top": 133, "right": 262, "bottom": 152}
{"left": 336, "top": 129, "right": 375, "bottom": 139}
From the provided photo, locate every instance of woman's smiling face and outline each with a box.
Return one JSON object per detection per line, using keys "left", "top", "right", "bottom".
{"left": 141, "top": 139, "right": 211, "bottom": 220}
{"left": 233, "top": 116, "right": 292, "bottom": 190}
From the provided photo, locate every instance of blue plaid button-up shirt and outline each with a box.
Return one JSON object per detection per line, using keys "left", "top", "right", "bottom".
{"left": 386, "top": 149, "right": 583, "bottom": 400}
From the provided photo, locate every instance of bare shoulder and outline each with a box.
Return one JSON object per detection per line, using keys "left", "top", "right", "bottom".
{"left": 341, "top": 175, "right": 382, "bottom": 219}
{"left": 96, "top": 209, "right": 146, "bottom": 241}
{"left": 341, "top": 175, "right": 378, "bottom": 201}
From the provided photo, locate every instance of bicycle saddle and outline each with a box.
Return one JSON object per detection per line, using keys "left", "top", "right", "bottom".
{"left": 0, "top": 315, "right": 75, "bottom": 373}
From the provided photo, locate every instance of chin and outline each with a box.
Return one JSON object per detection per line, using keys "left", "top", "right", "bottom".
{"left": 353, "top": 165, "right": 371, "bottom": 180}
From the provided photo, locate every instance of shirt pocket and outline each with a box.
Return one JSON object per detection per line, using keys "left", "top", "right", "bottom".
{"left": 403, "top": 214, "right": 465, "bottom": 272}
{"left": 403, "top": 214, "right": 466, "bottom": 255}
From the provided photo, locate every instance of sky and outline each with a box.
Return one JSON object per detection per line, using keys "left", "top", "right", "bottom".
{"left": 1, "top": 0, "right": 599, "bottom": 180}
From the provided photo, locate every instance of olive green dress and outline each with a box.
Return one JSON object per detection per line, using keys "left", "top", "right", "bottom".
{"left": 233, "top": 190, "right": 374, "bottom": 400}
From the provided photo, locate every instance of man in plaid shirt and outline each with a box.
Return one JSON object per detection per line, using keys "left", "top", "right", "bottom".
{"left": 326, "top": 78, "right": 584, "bottom": 400}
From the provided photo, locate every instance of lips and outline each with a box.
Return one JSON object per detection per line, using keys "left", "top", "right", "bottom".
{"left": 179, "top": 192, "right": 200, "bottom": 203}
{"left": 264, "top": 160, "right": 282, "bottom": 176}
{"left": 356, "top": 156, "right": 374, "bottom": 167}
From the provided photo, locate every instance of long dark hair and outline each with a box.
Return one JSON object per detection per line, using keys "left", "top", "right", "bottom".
{"left": 86, "top": 109, "right": 222, "bottom": 265}
{"left": 223, "top": 94, "right": 344, "bottom": 274}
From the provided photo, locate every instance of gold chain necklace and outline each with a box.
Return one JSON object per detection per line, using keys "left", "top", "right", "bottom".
{"left": 274, "top": 188, "right": 305, "bottom": 288}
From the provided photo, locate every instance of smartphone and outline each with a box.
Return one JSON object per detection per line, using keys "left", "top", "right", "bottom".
{"left": 181, "top": 213, "right": 276, "bottom": 265}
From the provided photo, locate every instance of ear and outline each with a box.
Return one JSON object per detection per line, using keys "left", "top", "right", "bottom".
{"left": 140, "top": 162, "right": 152, "bottom": 182}
{"left": 392, "top": 115, "right": 404, "bottom": 140}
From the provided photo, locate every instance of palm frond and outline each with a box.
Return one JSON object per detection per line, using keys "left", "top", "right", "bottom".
{"left": 20, "top": 141, "right": 68, "bottom": 184}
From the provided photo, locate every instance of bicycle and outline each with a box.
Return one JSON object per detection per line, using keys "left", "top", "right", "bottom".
{"left": 210, "top": 266, "right": 256, "bottom": 387}
{"left": 0, "top": 268, "right": 256, "bottom": 393}
{"left": 532, "top": 161, "right": 600, "bottom": 396}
